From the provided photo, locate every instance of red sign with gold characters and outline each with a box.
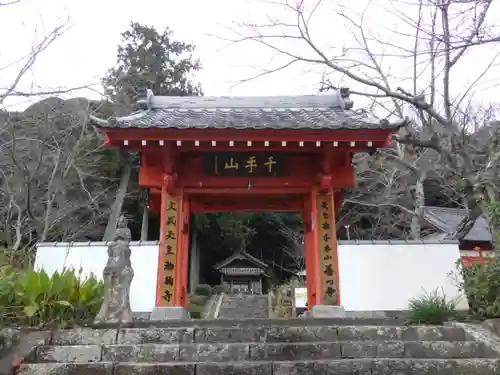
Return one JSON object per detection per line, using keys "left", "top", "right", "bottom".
{"left": 203, "top": 152, "right": 288, "bottom": 177}
{"left": 317, "top": 195, "right": 338, "bottom": 304}
{"left": 158, "top": 197, "right": 178, "bottom": 306}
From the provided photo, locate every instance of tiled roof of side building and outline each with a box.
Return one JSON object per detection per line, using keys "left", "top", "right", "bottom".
{"left": 422, "top": 206, "right": 492, "bottom": 242}
{"left": 89, "top": 89, "right": 408, "bottom": 131}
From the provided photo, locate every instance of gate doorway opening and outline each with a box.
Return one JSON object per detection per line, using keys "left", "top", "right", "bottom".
{"left": 189, "top": 210, "right": 305, "bottom": 297}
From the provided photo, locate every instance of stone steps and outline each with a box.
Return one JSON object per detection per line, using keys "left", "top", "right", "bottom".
{"left": 50, "top": 325, "right": 471, "bottom": 345}
{"left": 19, "top": 358, "right": 500, "bottom": 375}
{"left": 15, "top": 320, "right": 500, "bottom": 374}
{"left": 35, "top": 341, "right": 497, "bottom": 363}
{"left": 218, "top": 294, "right": 269, "bottom": 319}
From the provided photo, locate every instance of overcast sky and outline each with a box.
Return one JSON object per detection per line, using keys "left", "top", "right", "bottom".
{"left": 1, "top": 0, "right": 499, "bottom": 113}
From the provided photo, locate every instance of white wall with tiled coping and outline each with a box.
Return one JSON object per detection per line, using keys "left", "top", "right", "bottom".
{"left": 35, "top": 240, "right": 469, "bottom": 313}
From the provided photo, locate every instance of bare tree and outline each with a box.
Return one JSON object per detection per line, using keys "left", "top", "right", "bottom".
{"left": 279, "top": 226, "right": 306, "bottom": 273}
{"left": 0, "top": 1, "right": 90, "bottom": 109}
{"left": 225, "top": 0, "right": 500, "bottom": 239}
{"left": 0, "top": 98, "right": 112, "bottom": 250}
{"left": 0, "top": 1, "right": 106, "bottom": 253}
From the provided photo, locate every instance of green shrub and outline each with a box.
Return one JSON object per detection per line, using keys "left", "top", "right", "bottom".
{"left": 194, "top": 284, "right": 212, "bottom": 298}
{"left": 406, "top": 289, "right": 459, "bottom": 325}
{"left": 188, "top": 292, "right": 208, "bottom": 319}
{"left": 189, "top": 294, "right": 208, "bottom": 306}
{"left": 458, "top": 256, "right": 500, "bottom": 319}
{"left": 0, "top": 265, "right": 104, "bottom": 327}
{"left": 213, "top": 284, "right": 229, "bottom": 295}
{"left": 188, "top": 302, "right": 205, "bottom": 319}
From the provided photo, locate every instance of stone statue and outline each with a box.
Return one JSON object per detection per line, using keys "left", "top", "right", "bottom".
{"left": 95, "top": 215, "right": 134, "bottom": 323}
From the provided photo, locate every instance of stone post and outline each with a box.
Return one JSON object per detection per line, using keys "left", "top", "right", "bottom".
{"left": 95, "top": 215, "right": 134, "bottom": 323}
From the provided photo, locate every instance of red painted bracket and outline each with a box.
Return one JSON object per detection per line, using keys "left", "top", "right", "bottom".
{"left": 316, "top": 173, "right": 332, "bottom": 192}
{"left": 163, "top": 173, "right": 178, "bottom": 195}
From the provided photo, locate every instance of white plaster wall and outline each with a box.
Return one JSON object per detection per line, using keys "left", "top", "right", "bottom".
{"left": 35, "top": 242, "right": 159, "bottom": 312}
{"left": 338, "top": 241, "right": 469, "bottom": 311}
{"left": 36, "top": 240, "right": 469, "bottom": 312}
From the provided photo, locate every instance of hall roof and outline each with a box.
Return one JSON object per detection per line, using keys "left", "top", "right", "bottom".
{"left": 90, "top": 89, "right": 407, "bottom": 131}
{"left": 214, "top": 251, "right": 270, "bottom": 271}
{"left": 421, "top": 206, "right": 492, "bottom": 242}
{"left": 219, "top": 267, "right": 267, "bottom": 276}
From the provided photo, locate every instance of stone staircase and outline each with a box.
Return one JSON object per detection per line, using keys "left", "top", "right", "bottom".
{"left": 218, "top": 294, "right": 269, "bottom": 318}
{"left": 16, "top": 318, "right": 500, "bottom": 374}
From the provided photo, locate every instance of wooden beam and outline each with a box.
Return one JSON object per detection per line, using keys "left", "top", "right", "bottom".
{"left": 113, "top": 143, "right": 380, "bottom": 153}
{"left": 190, "top": 196, "right": 304, "bottom": 212}
{"left": 102, "top": 128, "right": 394, "bottom": 142}
{"left": 184, "top": 187, "right": 310, "bottom": 195}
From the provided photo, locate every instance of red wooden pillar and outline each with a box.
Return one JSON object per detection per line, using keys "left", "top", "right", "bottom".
{"left": 155, "top": 179, "right": 168, "bottom": 306}
{"left": 316, "top": 189, "right": 340, "bottom": 305}
{"left": 155, "top": 175, "right": 180, "bottom": 307}
{"left": 303, "top": 189, "right": 323, "bottom": 308}
{"left": 331, "top": 192, "right": 341, "bottom": 304}
{"left": 174, "top": 189, "right": 190, "bottom": 308}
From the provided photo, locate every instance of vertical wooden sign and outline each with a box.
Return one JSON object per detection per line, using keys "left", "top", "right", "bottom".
{"left": 158, "top": 197, "right": 178, "bottom": 306}
{"left": 316, "top": 195, "right": 338, "bottom": 304}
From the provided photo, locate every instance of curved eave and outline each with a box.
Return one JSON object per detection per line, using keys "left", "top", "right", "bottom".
{"left": 88, "top": 114, "right": 109, "bottom": 127}
{"left": 90, "top": 114, "right": 407, "bottom": 152}
{"left": 90, "top": 120, "right": 405, "bottom": 131}
{"left": 89, "top": 111, "right": 150, "bottom": 130}
{"left": 89, "top": 108, "right": 408, "bottom": 132}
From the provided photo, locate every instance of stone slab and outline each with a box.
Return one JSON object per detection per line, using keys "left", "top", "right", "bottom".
{"left": 337, "top": 326, "right": 403, "bottom": 341}
{"left": 118, "top": 327, "right": 194, "bottom": 345}
{"left": 51, "top": 328, "right": 116, "bottom": 345}
{"left": 272, "top": 359, "right": 500, "bottom": 375}
{"left": 17, "top": 359, "right": 500, "bottom": 375}
{"left": 194, "top": 327, "right": 264, "bottom": 343}
{"left": 247, "top": 340, "right": 492, "bottom": 361}
{"left": 336, "top": 326, "right": 468, "bottom": 342}
{"left": 273, "top": 359, "right": 373, "bottom": 375}
{"left": 413, "top": 326, "right": 467, "bottom": 342}
{"left": 343, "top": 310, "right": 407, "bottom": 318}
{"left": 179, "top": 343, "right": 250, "bottom": 362}
{"left": 196, "top": 362, "right": 271, "bottom": 375}
{"left": 403, "top": 341, "right": 495, "bottom": 359}
{"left": 311, "top": 305, "right": 346, "bottom": 318}
{"left": 371, "top": 358, "right": 500, "bottom": 375}
{"left": 133, "top": 312, "right": 152, "bottom": 321}
{"left": 454, "top": 322, "right": 500, "bottom": 356}
{"left": 114, "top": 363, "right": 195, "bottom": 375}
{"left": 82, "top": 316, "right": 409, "bottom": 329}
{"left": 103, "top": 344, "right": 179, "bottom": 362}
{"left": 342, "top": 341, "right": 402, "bottom": 358}
{"left": 250, "top": 342, "right": 341, "bottom": 361}
{"left": 36, "top": 345, "right": 102, "bottom": 363}
{"left": 18, "top": 363, "right": 114, "bottom": 375}
{"left": 264, "top": 326, "right": 338, "bottom": 343}
{"left": 150, "top": 307, "right": 190, "bottom": 321}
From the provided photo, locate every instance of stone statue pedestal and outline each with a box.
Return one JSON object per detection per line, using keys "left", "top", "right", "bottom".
{"left": 150, "top": 306, "right": 190, "bottom": 321}
{"left": 311, "top": 305, "right": 346, "bottom": 318}
{"left": 95, "top": 216, "right": 134, "bottom": 324}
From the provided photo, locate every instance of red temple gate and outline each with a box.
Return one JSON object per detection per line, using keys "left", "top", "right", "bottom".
{"left": 91, "top": 89, "right": 404, "bottom": 310}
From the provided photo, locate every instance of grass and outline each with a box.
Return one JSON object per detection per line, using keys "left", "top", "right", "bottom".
{"left": 406, "top": 289, "right": 460, "bottom": 325}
